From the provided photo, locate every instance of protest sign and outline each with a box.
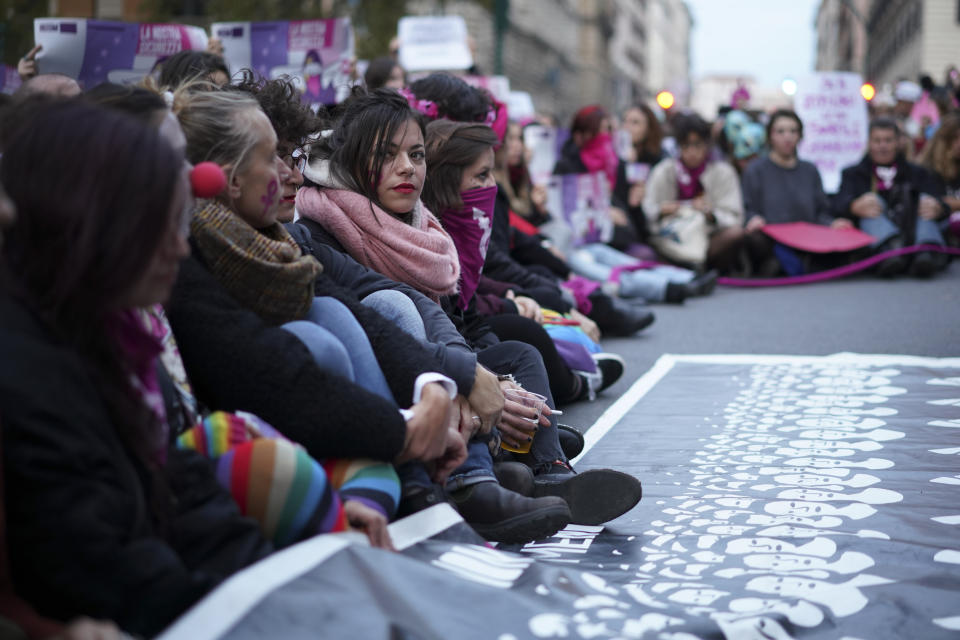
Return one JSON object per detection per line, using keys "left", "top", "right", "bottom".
{"left": 212, "top": 19, "right": 355, "bottom": 106}
{"left": 523, "top": 124, "right": 557, "bottom": 186}
{"left": 397, "top": 15, "right": 473, "bottom": 72}
{"left": 506, "top": 90, "right": 535, "bottom": 122}
{"left": 545, "top": 172, "right": 614, "bottom": 247}
{"left": 1, "top": 67, "right": 21, "bottom": 94}
{"left": 33, "top": 18, "right": 207, "bottom": 88}
{"left": 624, "top": 162, "right": 651, "bottom": 184}
{"left": 795, "top": 72, "right": 868, "bottom": 193}
{"left": 462, "top": 74, "right": 510, "bottom": 102}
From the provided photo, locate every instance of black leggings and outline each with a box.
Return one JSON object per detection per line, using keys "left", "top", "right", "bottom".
{"left": 484, "top": 313, "right": 580, "bottom": 404}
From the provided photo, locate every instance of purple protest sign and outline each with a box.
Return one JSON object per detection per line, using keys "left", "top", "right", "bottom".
{"left": 1, "top": 66, "right": 22, "bottom": 94}
{"left": 33, "top": 18, "right": 207, "bottom": 88}
{"left": 213, "top": 18, "right": 354, "bottom": 107}
{"left": 546, "top": 172, "right": 614, "bottom": 247}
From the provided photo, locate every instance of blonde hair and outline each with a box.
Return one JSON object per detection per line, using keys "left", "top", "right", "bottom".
{"left": 170, "top": 84, "right": 265, "bottom": 184}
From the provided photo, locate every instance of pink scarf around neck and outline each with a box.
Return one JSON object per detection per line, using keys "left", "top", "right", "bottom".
{"left": 296, "top": 187, "right": 460, "bottom": 302}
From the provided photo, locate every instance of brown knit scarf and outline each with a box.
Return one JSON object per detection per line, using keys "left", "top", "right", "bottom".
{"left": 190, "top": 200, "right": 321, "bottom": 326}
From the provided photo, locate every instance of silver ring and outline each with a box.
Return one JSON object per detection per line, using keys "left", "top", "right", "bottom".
{"left": 471, "top": 415, "right": 481, "bottom": 423}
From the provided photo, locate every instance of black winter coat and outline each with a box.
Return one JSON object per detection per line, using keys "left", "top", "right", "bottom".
{"left": 833, "top": 154, "right": 946, "bottom": 222}
{"left": 0, "top": 294, "right": 271, "bottom": 637}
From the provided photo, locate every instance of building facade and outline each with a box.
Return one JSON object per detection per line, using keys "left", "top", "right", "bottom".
{"left": 409, "top": 0, "right": 691, "bottom": 123}
{"left": 814, "top": 0, "right": 873, "bottom": 76}
{"left": 817, "top": 0, "right": 960, "bottom": 86}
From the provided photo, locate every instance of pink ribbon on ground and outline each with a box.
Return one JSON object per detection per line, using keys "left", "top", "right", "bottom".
{"left": 718, "top": 244, "right": 960, "bottom": 287}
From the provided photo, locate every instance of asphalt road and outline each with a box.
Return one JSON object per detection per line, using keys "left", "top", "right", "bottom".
{"left": 562, "top": 260, "right": 960, "bottom": 434}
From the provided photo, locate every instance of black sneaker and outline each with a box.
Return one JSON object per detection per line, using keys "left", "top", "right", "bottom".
{"left": 533, "top": 464, "right": 643, "bottom": 526}
{"left": 691, "top": 269, "right": 719, "bottom": 295}
{"left": 449, "top": 481, "right": 571, "bottom": 544}
{"left": 591, "top": 352, "right": 625, "bottom": 393}
{"left": 908, "top": 250, "right": 940, "bottom": 277}
{"left": 874, "top": 235, "right": 908, "bottom": 277}
{"left": 557, "top": 424, "right": 585, "bottom": 459}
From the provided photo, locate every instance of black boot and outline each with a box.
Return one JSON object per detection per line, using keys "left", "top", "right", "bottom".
{"left": 449, "top": 481, "right": 571, "bottom": 543}
{"left": 874, "top": 235, "right": 908, "bottom": 277}
{"left": 395, "top": 484, "right": 454, "bottom": 519}
{"left": 557, "top": 424, "right": 585, "bottom": 459}
{"left": 587, "top": 291, "right": 655, "bottom": 336}
{"left": 533, "top": 462, "right": 643, "bottom": 526}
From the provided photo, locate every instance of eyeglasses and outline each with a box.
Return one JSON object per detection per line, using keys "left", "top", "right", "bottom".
{"left": 280, "top": 148, "right": 307, "bottom": 172}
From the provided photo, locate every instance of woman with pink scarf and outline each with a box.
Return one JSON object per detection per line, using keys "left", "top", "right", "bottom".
{"left": 295, "top": 87, "right": 644, "bottom": 541}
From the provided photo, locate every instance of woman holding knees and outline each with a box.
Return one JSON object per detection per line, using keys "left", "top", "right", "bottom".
{"left": 83, "top": 82, "right": 404, "bottom": 548}
{"left": 295, "top": 87, "right": 642, "bottom": 540}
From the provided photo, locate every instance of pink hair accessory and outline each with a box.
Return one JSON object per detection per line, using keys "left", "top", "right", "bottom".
{"left": 486, "top": 98, "right": 509, "bottom": 147}
{"left": 397, "top": 87, "right": 439, "bottom": 119}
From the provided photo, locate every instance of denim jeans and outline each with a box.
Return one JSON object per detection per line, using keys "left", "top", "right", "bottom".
{"left": 567, "top": 242, "right": 694, "bottom": 301}
{"left": 362, "top": 290, "right": 428, "bottom": 341}
{"left": 860, "top": 212, "right": 945, "bottom": 247}
{"left": 281, "top": 296, "right": 394, "bottom": 401}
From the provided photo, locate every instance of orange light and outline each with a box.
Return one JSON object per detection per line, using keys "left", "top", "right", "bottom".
{"left": 656, "top": 91, "right": 675, "bottom": 110}
{"left": 860, "top": 83, "right": 876, "bottom": 101}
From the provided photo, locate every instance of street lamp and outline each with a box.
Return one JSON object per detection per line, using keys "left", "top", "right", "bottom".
{"left": 860, "top": 83, "right": 876, "bottom": 101}
{"left": 656, "top": 91, "right": 675, "bottom": 110}
{"left": 781, "top": 78, "right": 798, "bottom": 96}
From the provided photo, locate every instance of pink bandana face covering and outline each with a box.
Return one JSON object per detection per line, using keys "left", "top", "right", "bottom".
{"left": 441, "top": 185, "right": 499, "bottom": 309}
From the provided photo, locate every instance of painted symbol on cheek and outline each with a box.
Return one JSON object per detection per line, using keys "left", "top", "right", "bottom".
{"left": 261, "top": 179, "right": 278, "bottom": 216}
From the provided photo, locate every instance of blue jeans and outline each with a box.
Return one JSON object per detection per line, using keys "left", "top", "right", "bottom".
{"left": 861, "top": 212, "right": 945, "bottom": 247}
{"left": 567, "top": 243, "right": 694, "bottom": 301}
{"left": 281, "top": 296, "right": 394, "bottom": 401}
{"left": 362, "top": 290, "right": 427, "bottom": 341}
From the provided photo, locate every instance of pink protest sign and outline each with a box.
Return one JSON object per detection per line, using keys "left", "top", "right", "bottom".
{"left": 762, "top": 222, "right": 874, "bottom": 253}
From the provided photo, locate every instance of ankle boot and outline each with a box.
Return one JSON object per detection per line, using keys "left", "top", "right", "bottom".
{"left": 449, "top": 481, "right": 571, "bottom": 544}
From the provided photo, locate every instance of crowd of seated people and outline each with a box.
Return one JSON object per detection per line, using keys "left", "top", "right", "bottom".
{"left": 0, "top": 45, "right": 957, "bottom": 639}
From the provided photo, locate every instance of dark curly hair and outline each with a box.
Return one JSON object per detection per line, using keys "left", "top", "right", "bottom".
{"left": 233, "top": 70, "right": 328, "bottom": 151}
{"left": 408, "top": 72, "right": 493, "bottom": 123}
{"left": 158, "top": 50, "right": 229, "bottom": 89}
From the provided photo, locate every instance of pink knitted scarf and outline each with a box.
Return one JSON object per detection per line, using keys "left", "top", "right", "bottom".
{"left": 296, "top": 187, "right": 460, "bottom": 302}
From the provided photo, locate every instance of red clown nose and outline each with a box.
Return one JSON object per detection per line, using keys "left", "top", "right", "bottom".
{"left": 190, "top": 162, "right": 227, "bottom": 198}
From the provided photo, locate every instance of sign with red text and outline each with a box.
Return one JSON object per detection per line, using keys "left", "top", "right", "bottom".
{"left": 795, "top": 72, "right": 868, "bottom": 193}
{"left": 33, "top": 18, "right": 207, "bottom": 88}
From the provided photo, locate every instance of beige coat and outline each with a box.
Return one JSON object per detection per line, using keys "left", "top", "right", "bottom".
{"left": 642, "top": 158, "right": 744, "bottom": 232}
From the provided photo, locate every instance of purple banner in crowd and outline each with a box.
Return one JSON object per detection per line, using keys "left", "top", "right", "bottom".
{"left": 1, "top": 66, "right": 22, "bottom": 94}
{"left": 546, "top": 172, "right": 614, "bottom": 248}
{"left": 33, "top": 18, "right": 207, "bottom": 88}
{"left": 212, "top": 19, "right": 354, "bottom": 107}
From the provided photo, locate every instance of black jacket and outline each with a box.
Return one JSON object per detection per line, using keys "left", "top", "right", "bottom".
{"left": 0, "top": 294, "right": 271, "bottom": 636}
{"left": 833, "top": 154, "right": 946, "bottom": 222}
{"left": 552, "top": 137, "right": 589, "bottom": 175}
{"left": 166, "top": 242, "right": 445, "bottom": 463}
{"left": 289, "top": 220, "right": 477, "bottom": 393}
{"left": 483, "top": 189, "right": 572, "bottom": 313}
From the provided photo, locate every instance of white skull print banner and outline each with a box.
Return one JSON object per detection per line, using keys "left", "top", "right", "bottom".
{"left": 159, "top": 354, "right": 960, "bottom": 640}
